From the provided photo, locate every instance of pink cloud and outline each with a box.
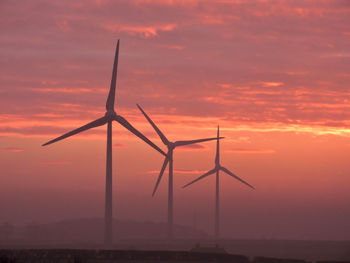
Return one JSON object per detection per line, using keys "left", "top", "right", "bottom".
{"left": 94, "top": 0, "right": 109, "bottom": 6}
{"left": 286, "top": 71, "right": 309, "bottom": 76}
{"left": 56, "top": 20, "right": 72, "bottom": 32}
{"left": 261, "top": 82, "right": 284, "bottom": 88}
{"left": 195, "top": 13, "right": 240, "bottom": 25}
{"left": 34, "top": 161, "right": 71, "bottom": 165}
{"left": 156, "top": 44, "right": 185, "bottom": 50}
{"left": 102, "top": 23, "right": 177, "bottom": 38}
{"left": 225, "top": 148, "right": 275, "bottom": 154}
{"left": 146, "top": 169, "right": 207, "bottom": 175}
{"left": 0, "top": 147, "right": 24, "bottom": 152}
{"left": 113, "top": 143, "right": 127, "bottom": 148}
{"left": 32, "top": 88, "right": 106, "bottom": 94}
{"left": 176, "top": 144, "right": 207, "bottom": 151}
{"left": 132, "top": 0, "right": 198, "bottom": 7}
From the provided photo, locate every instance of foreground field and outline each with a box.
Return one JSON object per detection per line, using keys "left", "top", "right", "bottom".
{"left": 0, "top": 248, "right": 349, "bottom": 263}
{"left": 0, "top": 249, "right": 301, "bottom": 263}
{"left": 1, "top": 239, "right": 349, "bottom": 262}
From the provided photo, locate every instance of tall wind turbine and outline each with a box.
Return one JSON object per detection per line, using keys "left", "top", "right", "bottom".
{"left": 42, "top": 40, "right": 166, "bottom": 248}
{"left": 137, "top": 104, "right": 223, "bottom": 240}
{"left": 183, "top": 126, "right": 254, "bottom": 240}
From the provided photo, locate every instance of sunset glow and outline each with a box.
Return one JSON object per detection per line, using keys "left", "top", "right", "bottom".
{"left": 1, "top": 0, "right": 349, "bottom": 240}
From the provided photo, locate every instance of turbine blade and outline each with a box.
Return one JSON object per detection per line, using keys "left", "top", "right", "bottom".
{"left": 182, "top": 168, "right": 217, "bottom": 188}
{"left": 220, "top": 166, "right": 255, "bottom": 189}
{"left": 106, "top": 40, "right": 120, "bottom": 111}
{"left": 115, "top": 115, "right": 166, "bottom": 156}
{"left": 175, "top": 137, "right": 224, "bottom": 147}
{"left": 136, "top": 104, "right": 169, "bottom": 145}
{"left": 152, "top": 157, "right": 169, "bottom": 196}
{"left": 42, "top": 116, "right": 107, "bottom": 146}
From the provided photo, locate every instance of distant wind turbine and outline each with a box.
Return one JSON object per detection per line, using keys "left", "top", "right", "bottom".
{"left": 42, "top": 40, "right": 166, "bottom": 248}
{"left": 137, "top": 104, "right": 223, "bottom": 240}
{"left": 183, "top": 126, "right": 254, "bottom": 240}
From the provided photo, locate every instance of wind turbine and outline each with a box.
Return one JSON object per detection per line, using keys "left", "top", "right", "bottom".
{"left": 137, "top": 104, "right": 223, "bottom": 240}
{"left": 42, "top": 40, "right": 166, "bottom": 248}
{"left": 183, "top": 126, "right": 254, "bottom": 240}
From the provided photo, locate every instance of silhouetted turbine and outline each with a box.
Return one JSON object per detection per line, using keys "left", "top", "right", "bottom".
{"left": 42, "top": 40, "right": 166, "bottom": 248}
{"left": 183, "top": 126, "right": 254, "bottom": 240}
{"left": 137, "top": 104, "right": 223, "bottom": 240}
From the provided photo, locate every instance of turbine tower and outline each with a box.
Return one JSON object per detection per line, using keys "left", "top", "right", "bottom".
{"left": 137, "top": 104, "right": 223, "bottom": 240}
{"left": 183, "top": 126, "right": 254, "bottom": 240}
{"left": 42, "top": 40, "right": 166, "bottom": 248}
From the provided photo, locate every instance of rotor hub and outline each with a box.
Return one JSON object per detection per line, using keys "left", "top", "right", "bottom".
{"left": 105, "top": 110, "right": 117, "bottom": 121}
{"left": 168, "top": 142, "right": 175, "bottom": 150}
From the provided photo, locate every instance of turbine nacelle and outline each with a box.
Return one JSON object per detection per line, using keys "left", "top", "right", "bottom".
{"left": 105, "top": 110, "right": 117, "bottom": 121}
{"left": 168, "top": 142, "right": 176, "bottom": 150}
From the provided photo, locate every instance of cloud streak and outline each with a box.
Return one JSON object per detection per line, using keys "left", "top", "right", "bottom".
{"left": 102, "top": 23, "right": 177, "bottom": 38}
{"left": 146, "top": 169, "right": 207, "bottom": 175}
{"left": 225, "top": 148, "right": 275, "bottom": 154}
{"left": 0, "top": 147, "right": 25, "bottom": 152}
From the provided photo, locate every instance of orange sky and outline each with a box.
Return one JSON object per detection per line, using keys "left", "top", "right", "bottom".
{"left": 0, "top": 0, "right": 350, "bottom": 240}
